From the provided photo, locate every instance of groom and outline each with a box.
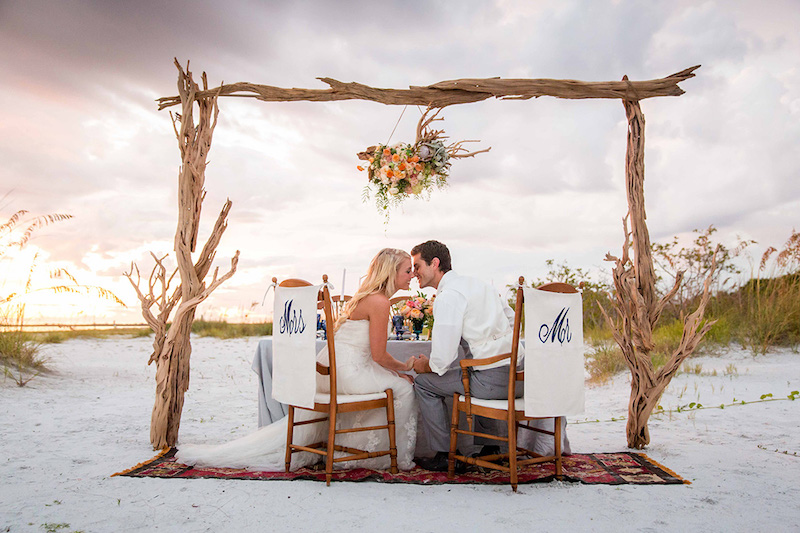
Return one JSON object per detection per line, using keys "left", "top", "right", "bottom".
{"left": 410, "top": 240, "right": 522, "bottom": 472}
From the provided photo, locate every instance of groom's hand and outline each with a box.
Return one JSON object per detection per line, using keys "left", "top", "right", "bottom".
{"left": 412, "top": 355, "right": 432, "bottom": 374}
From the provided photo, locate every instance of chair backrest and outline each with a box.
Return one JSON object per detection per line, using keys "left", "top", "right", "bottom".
{"left": 389, "top": 294, "right": 413, "bottom": 315}
{"left": 505, "top": 278, "right": 526, "bottom": 411}
{"left": 319, "top": 294, "right": 351, "bottom": 324}
{"left": 272, "top": 276, "right": 334, "bottom": 408}
{"left": 388, "top": 295, "right": 408, "bottom": 306}
{"left": 522, "top": 280, "right": 584, "bottom": 417}
{"left": 316, "top": 276, "right": 339, "bottom": 399}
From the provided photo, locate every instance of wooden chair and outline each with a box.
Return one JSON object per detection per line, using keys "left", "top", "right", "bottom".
{"left": 316, "top": 294, "right": 351, "bottom": 338}
{"left": 326, "top": 294, "right": 352, "bottom": 324}
{"left": 388, "top": 295, "right": 411, "bottom": 338}
{"left": 282, "top": 276, "right": 398, "bottom": 485}
{"left": 447, "top": 278, "right": 579, "bottom": 491}
{"left": 389, "top": 294, "right": 412, "bottom": 314}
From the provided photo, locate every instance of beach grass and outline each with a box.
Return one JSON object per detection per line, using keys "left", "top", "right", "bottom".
{"left": 0, "top": 328, "right": 48, "bottom": 386}
{"left": 22, "top": 321, "right": 274, "bottom": 343}
{"left": 191, "top": 320, "right": 272, "bottom": 339}
{"left": 30, "top": 328, "right": 153, "bottom": 343}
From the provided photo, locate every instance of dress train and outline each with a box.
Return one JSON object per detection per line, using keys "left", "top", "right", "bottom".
{"left": 176, "top": 319, "right": 417, "bottom": 470}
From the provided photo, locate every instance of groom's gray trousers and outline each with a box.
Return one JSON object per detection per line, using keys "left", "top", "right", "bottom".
{"left": 414, "top": 365, "right": 521, "bottom": 454}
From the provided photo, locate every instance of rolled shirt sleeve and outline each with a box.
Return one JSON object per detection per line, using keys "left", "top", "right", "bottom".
{"left": 428, "top": 288, "right": 467, "bottom": 376}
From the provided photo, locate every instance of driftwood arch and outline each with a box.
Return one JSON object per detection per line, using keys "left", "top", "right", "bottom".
{"left": 133, "top": 60, "right": 711, "bottom": 450}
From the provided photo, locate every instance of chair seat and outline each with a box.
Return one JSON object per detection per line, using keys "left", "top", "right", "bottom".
{"left": 458, "top": 395, "right": 525, "bottom": 411}
{"left": 314, "top": 391, "right": 388, "bottom": 404}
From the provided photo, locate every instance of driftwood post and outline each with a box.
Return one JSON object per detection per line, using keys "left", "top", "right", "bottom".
{"left": 127, "top": 60, "right": 239, "bottom": 449}
{"left": 599, "top": 83, "right": 716, "bottom": 449}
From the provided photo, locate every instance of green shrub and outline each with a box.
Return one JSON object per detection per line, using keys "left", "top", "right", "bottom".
{"left": 585, "top": 342, "right": 626, "bottom": 384}
{"left": 703, "top": 313, "right": 733, "bottom": 346}
{"left": 585, "top": 324, "right": 614, "bottom": 344}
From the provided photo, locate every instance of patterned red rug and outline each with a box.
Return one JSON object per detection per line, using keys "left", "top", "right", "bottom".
{"left": 114, "top": 449, "right": 688, "bottom": 485}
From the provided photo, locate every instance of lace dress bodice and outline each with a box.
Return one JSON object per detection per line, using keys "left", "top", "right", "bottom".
{"left": 317, "top": 319, "right": 374, "bottom": 369}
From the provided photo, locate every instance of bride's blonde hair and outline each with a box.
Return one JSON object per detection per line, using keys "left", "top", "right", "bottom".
{"left": 334, "top": 248, "right": 411, "bottom": 331}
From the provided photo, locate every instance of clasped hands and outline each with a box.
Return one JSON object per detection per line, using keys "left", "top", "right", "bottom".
{"left": 395, "top": 355, "right": 432, "bottom": 383}
{"left": 405, "top": 354, "right": 432, "bottom": 374}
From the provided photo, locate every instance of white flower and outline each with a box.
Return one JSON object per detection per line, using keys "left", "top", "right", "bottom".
{"left": 388, "top": 187, "right": 399, "bottom": 196}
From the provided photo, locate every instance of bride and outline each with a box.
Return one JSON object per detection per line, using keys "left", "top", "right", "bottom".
{"left": 176, "top": 248, "right": 418, "bottom": 471}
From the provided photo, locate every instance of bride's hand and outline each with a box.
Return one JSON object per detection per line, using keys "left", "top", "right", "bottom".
{"left": 405, "top": 356, "right": 416, "bottom": 371}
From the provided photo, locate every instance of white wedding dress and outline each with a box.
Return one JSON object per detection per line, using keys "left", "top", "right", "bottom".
{"left": 176, "top": 319, "right": 417, "bottom": 471}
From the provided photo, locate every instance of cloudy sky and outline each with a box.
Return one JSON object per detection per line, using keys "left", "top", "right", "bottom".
{"left": 1, "top": 0, "right": 798, "bottom": 324}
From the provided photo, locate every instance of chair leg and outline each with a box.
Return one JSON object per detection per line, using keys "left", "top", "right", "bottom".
{"left": 448, "top": 393, "right": 460, "bottom": 478}
{"left": 509, "top": 414, "right": 518, "bottom": 492}
{"left": 285, "top": 405, "right": 295, "bottom": 473}
{"left": 554, "top": 416, "right": 563, "bottom": 480}
{"left": 326, "top": 407, "right": 336, "bottom": 486}
{"left": 385, "top": 388, "right": 398, "bottom": 474}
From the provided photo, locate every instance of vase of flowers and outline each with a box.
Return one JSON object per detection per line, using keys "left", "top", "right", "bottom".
{"left": 399, "top": 292, "right": 434, "bottom": 340}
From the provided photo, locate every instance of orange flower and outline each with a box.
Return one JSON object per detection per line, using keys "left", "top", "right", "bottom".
{"left": 415, "top": 163, "right": 423, "bottom": 172}
{"left": 386, "top": 169, "right": 394, "bottom": 178}
{"left": 409, "top": 156, "right": 419, "bottom": 163}
{"left": 398, "top": 162, "right": 406, "bottom": 170}
{"left": 369, "top": 157, "right": 374, "bottom": 163}
{"left": 392, "top": 153, "right": 400, "bottom": 163}
{"left": 383, "top": 148, "right": 391, "bottom": 156}
{"left": 357, "top": 165, "right": 364, "bottom": 171}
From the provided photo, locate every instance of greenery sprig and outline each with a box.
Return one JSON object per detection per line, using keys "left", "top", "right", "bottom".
{"left": 571, "top": 390, "right": 798, "bottom": 424}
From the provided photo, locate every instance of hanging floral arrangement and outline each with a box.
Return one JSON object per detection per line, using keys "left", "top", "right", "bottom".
{"left": 357, "top": 107, "right": 490, "bottom": 219}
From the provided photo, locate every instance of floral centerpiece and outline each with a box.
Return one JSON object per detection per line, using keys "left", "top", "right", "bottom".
{"left": 399, "top": 292, "right": 435, "bottom": 339}
{"left": 357, "top": 107, "right": 490, "bottom": 220}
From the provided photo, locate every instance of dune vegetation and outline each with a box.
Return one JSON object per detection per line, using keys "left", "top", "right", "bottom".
{"left": 579, "top": 227, "right": 800, "bottom": 383}
{"left": 1, "top": 208, "right": 124, "bottom": 385}
{"left": 4, "top": 216, "right": 797, "bottom": 389}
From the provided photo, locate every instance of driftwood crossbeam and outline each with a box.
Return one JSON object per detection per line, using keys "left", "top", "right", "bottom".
{"left": 137, "top": 59, "right": 710, "bottom": 450}
{"left": 156, "top": 65, "right": 700, "bottom": 110}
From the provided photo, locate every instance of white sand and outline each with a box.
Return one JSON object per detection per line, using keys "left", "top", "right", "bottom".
{"left": 1, "top": 336, "right": 798, "bottom": 532}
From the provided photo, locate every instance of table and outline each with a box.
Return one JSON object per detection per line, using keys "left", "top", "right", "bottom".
{"left": 251, "top": 338, "right": 571, "bottom": 456}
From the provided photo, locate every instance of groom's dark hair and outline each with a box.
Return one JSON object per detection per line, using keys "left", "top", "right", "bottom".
{"left": 411, "top": 240, "right": 452, "bottom": 272}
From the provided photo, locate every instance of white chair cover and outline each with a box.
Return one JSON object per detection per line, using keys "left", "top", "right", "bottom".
{"left": 271, "top": 284, "right": 321, "bottom": 409}
{"left": 523, "top": 287, "right": 585, "bottom": 417}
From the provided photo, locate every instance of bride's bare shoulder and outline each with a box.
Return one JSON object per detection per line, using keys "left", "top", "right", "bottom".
{"left": 359, "top": 293, "right": 390, "bottom": 310}
{"left": 350, "top": 293, "right": 390, "bottom": 320}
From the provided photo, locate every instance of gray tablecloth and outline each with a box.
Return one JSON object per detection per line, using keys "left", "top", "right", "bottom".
{"left": 251, "top": 338, "right": 571, "bottom": 456}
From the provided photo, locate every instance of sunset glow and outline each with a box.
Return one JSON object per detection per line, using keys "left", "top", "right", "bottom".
{"left": 2, "top": 1, "right": 799, "bottom": 325}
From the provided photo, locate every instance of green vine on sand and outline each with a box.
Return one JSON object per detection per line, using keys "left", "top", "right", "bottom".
{"left": 572, "top": 390, "right": 798, "bottom": 424}
{"left": 757, "top": 444, "right": 799, "bottom": 458}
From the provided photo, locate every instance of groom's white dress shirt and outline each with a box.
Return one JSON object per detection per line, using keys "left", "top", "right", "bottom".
{"left": 428, "top": 271, "right": 523, "bottom": 376}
